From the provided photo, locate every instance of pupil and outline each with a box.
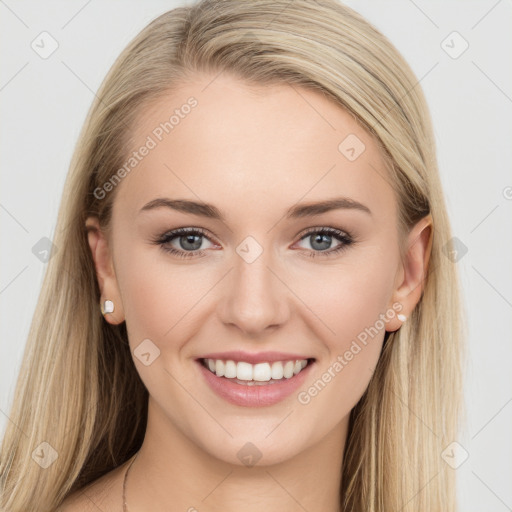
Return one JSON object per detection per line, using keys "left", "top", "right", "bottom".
{"left": 181, "top": 234, "right": 201, "bottom": 251}
{"left": 311, "top": 234, "right": 331, "bottom": 251}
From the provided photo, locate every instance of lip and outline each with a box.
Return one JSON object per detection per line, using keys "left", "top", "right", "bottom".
{"left": 196, "top": 358, "right": 315, "bottom": 407}
{"left": 198, "top": 350, "right": 312, "bottom": 364}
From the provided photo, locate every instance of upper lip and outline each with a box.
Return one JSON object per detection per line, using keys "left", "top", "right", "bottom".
{"left": 197, "top": 350, "right": 314, "bottom": 365}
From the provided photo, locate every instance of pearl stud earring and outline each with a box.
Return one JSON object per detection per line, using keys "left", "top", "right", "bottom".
{"left": 397, "top": 313, "right": 407, "bottom": 322}
{"left": 101, "top": 299, "right": 115, "bottom": 315}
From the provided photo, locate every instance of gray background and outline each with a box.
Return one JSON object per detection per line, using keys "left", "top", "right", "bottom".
{"left": 1, "top": 1, "right": 511, "bottom": 510}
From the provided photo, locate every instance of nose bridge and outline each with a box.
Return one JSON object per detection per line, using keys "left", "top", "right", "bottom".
{"left": 219, "top": 235, "right": 289, "bottom": 334}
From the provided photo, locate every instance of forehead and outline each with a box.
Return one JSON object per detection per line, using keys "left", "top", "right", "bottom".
{"left": 114, "top": 72, "right": 397, "bottom": 226}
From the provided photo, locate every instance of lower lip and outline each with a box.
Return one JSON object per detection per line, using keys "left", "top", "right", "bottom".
{"left": 196, "top": 360, "right": 314, "bottom": 407}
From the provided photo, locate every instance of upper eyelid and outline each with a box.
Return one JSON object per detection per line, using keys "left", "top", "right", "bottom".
{"left": 298, "top": 226, "right": 350, "bottom": 236}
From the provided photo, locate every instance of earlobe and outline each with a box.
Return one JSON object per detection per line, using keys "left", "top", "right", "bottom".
{"left": 85, "top": 216, "right": 125, "bottom": 325}
{"left": 386, "top": 214, "right": 433, "bottom": 332}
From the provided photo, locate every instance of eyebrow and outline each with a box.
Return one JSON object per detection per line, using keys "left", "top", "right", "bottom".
{"left": 139, "top": 196, "right": 372, "bottom": 220}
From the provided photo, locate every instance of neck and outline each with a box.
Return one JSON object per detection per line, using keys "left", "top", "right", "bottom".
{"left": 126, "top": 398, "right": 348, "bottom": 512}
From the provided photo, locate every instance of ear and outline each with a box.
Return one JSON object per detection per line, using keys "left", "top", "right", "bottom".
{"left": 386, "top": 213, "right": 433, "bottom": 332}
{"left": 85, "top": 216, "right": 125, "bottom": 325}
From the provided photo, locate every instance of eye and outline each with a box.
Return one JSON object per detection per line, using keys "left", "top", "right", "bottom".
{"left": 295, "top": 227, "right": 354, "bottom": 258}
{"left": 152, "top": 227, "right": 218, "bottom": 259}
{"left": 151, "top": 226, "right": 355, "bottom": 260}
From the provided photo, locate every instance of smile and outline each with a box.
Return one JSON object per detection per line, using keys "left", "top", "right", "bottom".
{"left": 196, "top": 356, "right": 315, "bottom": 407}
{"left": 201, "top": 358, "right": 310, "bottom": 384}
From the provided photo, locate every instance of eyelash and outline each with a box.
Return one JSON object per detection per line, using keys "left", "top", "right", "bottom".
{"left": 152, "top": 226, "right": 355, "bottom": 259}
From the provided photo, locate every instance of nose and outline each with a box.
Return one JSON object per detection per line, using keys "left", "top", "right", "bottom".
{"left": 217, "top": 245, "right": 290, "bottom": 336}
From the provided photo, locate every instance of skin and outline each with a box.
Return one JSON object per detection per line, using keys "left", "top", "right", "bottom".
{"left": 70, "top": 72, "right": 432, "bottom": 511}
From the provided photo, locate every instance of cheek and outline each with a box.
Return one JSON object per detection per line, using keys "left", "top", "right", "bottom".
{"left": 293, "top": 248, "right": 398, "bottom": 410}
{"left": 115, "top": 246, "right": 218, "bottom": 350}
{"left": 295, "top": 250, "right": 398, "bottom": 349}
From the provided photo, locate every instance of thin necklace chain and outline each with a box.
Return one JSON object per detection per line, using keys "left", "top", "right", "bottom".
{"left": 122, "top": 452, "right": 139, "bottom": 512}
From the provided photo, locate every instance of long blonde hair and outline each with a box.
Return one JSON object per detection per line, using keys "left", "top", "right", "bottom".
{"left": 0, "top": 1, "right": 466, "bottom": 510}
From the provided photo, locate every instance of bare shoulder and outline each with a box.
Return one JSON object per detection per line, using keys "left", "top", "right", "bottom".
{"left": 57, "top": 462, "right": 127, "bottom": 512}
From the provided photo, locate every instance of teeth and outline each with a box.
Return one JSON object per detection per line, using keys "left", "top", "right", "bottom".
{"left": 271, "top": 361, "right": 284, "bottom": 380}
{"left": 224, "top": 360, "right": 237, "bottom": 379}
{"left": 203, "top": 358, "right": 310, "bottom": 382}
{"left": 237, "top": 362, "right": 253, "bottom": 381}
{"left": 216, "top": 359, "right": 225, "bottom": 377}
{"left": 253, "top": 362, "right": 271, "bottom": 382}
{"left": 283, "top": 361, "right": 294, "bottom": 378}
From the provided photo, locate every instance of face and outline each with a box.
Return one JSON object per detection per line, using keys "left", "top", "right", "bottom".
{"left": 87, "top": 71, "right": 431, "bottom": 467}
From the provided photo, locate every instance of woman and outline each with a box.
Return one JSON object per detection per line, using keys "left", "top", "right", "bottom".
{"left": 0, "top": 0, "right": 466, "bottom": 510}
